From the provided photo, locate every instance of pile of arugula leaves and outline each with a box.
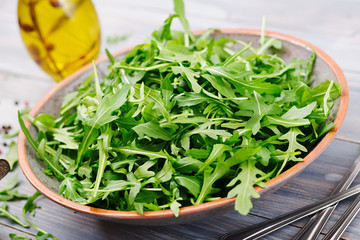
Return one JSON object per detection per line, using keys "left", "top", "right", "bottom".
{"left": 19, "top": 0, "right": 341, "bottom": 216}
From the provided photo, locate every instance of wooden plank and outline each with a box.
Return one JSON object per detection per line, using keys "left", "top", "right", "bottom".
{"left": 0, "top": 194, "right": 308, "bottom": 240}
{"left": 0, "top": 225, "right": 36, "bottom": 240}
{"left": 336, "top": 71, "right": 360, "bottom": 142}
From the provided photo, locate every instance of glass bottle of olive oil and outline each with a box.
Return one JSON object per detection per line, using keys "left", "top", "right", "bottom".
{"left": 18, "top": 0, "right": 101, "bottom": 82}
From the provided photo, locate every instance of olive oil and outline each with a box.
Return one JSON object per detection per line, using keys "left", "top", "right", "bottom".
{"left": 18, "top": 0, "right": 100, "bottom": 81}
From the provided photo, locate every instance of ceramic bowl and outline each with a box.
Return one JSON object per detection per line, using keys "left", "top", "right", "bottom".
{"left": 17, "top": 29, "right": 349, "bottom": 226}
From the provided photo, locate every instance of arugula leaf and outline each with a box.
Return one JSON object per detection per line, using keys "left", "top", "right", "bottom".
{"left": 76, "top": 84, "right": 130, "bottom": 167}
{"left": 175, "top": 175, "right": 201, "bottom": 197}
{"left": 133, "top": 122, "right": 172, "bottom": 140}
{"left": 180, "top": 122, "right": 232, "bottom": 150}
{"left": 126, "top": 173, "right": 141, "bottom": 206}
{"left": 173, "top": 0, "right": 195, "bottom": 41}
{"left": 227, "top": 159, "right": 266, "bottom": 215}
{"left": 19, "top": 112, "right": 66, "bottom": 179}
{"left": 172, "top": 65, "right": 202, "bottom": 93}
{"left": 9, "top": 232, "right": 54, "bottom": 240}
{"left": 59, "top": 177, "right": 86, "bottom": 204}
{"left": 277, "top": 127, "right": 307, "bottom": 175}
{"left": 0, "top": 175, "right": 28, "bottom": 201}
{"left": 5, "top": 141, "right": 18, "bottom": 170}
{"left": 197, "top": 144, "right": 231, "bottom": 173}
{"left": 307, "top": 80, "right": 341, "bottom": 104}
{"left": 156, "top": 14, "right": 177, "bottom": 41}
{"left": 89, "top": 135, "right": 109, "bottom": 201}
{"left": 0, "top": 190, "right": 28, "bottom": 201}
{"left": 112, "top": 146, "right": 168, "bottom": 160}
{"left": 133, "top": 84, "right": 171, "bottom": 120}
{"left": 170, "top": 200, "right": 182, "bottom": 217}
{"left": 225, "top": 146, "right": 262, "bottom": 167}
{"left": 281, "top": 101, "right": 317, "bottom": 120}
{"left": 155, "top": 160, "right": 174, "bottom": 182}
{"left": 9, "top": 233, "right": 32, "bottom": 240}
{"left": 173, "top": 157, "right": 203, "bottom": 173}
{"left": 206, "top": 66, "right": 281, "bottom": 95}
{"left": 0, "top": 202, "right": 29, "bottom": 228}
{"left": 2, "top": 174, "right": 19, "bottom": 190}
{"left": 203, "top": 74, "right": 238, "bottom": 100}
{"left": 22, "top": 192, "right": 58, "bottom": 240}
{"left": 196, "top": 160, "right": 230, "bottom": 205}
{"left": 161, "top": 72, "right": 175, "bottom": 110}
{"left": 134, "top": 161, "right": 156, "bottom": 178}
{"left": 100, "top": 180, "right": 135, "bottom": 193}
{"left": 263, "top": 116, "right": 310, "bottom": 128}
{"left": 237, "top": 91, "right": 282, "bottom": 134}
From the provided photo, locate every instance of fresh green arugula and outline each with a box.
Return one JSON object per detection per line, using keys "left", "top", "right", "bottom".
{"left": 19, "top": 0, "right": 341, "bottom": 216}
{"left": 9, "top": 232, "right": 53, "bottom": 240}
{"left": 0, "top": 175, "right": 28, "bottom": 201}
{"left": 0, "top": 175, "right": 29, "bottom": 228}
{"left": 6, "top": 141, "right": 18, "bottom": 170}
{"left": 22, "top": 192, "right": 58, "bottom": 240}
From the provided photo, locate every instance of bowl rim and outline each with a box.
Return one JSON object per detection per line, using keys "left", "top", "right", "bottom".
{"left": 17, "top": 28, "right": 349, "bottom": 220}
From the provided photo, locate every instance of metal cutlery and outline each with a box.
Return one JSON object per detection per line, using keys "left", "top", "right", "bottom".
{"left": 322, "top": 194, "right": 360, "bottom": 240}
{"left": 293, "top": 155, "right": 360, "bottom": 240}
{"left": 219, "top": 185, "right": 360, "bottom": 240}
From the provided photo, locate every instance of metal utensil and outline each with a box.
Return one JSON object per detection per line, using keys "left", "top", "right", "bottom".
{"left": 322, "top": 194, "right": 360, "bottom": 240}
{"left": 293, "top": 155, "right": 360, "bottom": 240}
{"left": 0, "top": 159, "right": 10, "bottom": 180}
{"left": 219, "top": 185, "right": 360, "bottom": 240}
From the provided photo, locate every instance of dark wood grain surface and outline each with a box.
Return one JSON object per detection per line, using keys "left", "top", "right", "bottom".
{"left": 1, "top": 0, "right": 360, "bottom": 239}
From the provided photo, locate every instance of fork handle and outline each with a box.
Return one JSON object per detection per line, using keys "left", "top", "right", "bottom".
{"left": 292, "top": 155, "right": 360, "bottom": 240}
{"left": 220, "top": 185, "right": 360, "bottom": 240}
{"left": 322, "top": 195, "right": 360, "bottom": 240}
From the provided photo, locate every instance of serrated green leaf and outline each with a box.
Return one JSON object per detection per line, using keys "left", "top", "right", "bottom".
{"left": 175, "top": 175, "right": 201, "bottom": 197}
{"left": 0, "top": 202, "right": 29, "bottom": 228}
{"left": 196, "top": 161, "right": 230, "bottom": 205}
{"left": 172, "top": 65, "right": 202, "bottom": 93}
{"left": 22, "top": 192, "right": 58, "bottom": 240}
{"left": 133, "top": 122, "right": 172, "bottom": 140}
{"left": 170, "top": 200, "right": 182, "bottom": 217}
{"left": 59, "top": 177, "right": 86, "bottom": 204}
{"left": 281, "top": 101, "right": 317, "bottom": 120}
{"left": 155, "top": 160, "right": 174, "bottom": 182}
{"left": 197, "top": 144, "right": 232, "bottom": 173}
{"left": 227, "top": 159, "right": 265, "bottom": 215}
{"left": 173, "top": 157, "right": 204, "bottom": 173}
{"left": 263, "top": 116, "right": 310, "bottom": 128}
{"left": 206, "top": 66, "right": 281, "bottom": 95}
{"left": 173, "top": 0, "right": 195, "bottom": 41}
{"left": 134, "top": 161, "right": 157, "bottom": 178}
{"left": 5, "top": 142, "right": 18, "bottom": 170}
{"left": 9, "top": 233, "right": 32, "bottom": 240}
